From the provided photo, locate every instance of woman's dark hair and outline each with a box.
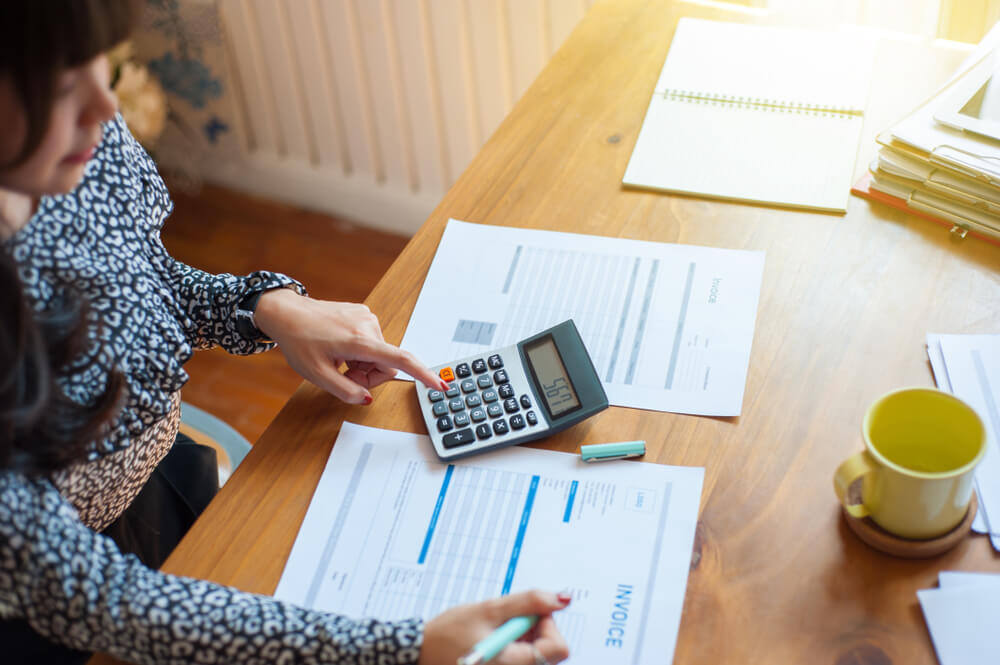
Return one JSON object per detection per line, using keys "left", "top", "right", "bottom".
{"left": 0, "top": 251, "right": 124, "bottom": 476}
{"left": 0, "top": 0, "right": 141, "bottom": 168}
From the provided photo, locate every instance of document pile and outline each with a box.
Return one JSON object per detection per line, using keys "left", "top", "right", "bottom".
{"left": 926, "top": 334, "right": 1000, "bottom": 550}
{"left": 853, "top": 25, "right": 1000, "bottom": 243}
{"left": 918, "top": 571, "right": 1000, "bottom": 665}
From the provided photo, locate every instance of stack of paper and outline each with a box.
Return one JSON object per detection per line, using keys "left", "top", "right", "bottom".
{"left": 926, "top": 334, "right": 1000, "bottom": 550}
{"left": 853, "top": 24, "right": 1000, "bottom": 244}
{"left": 918, "top": 571, "right": 1000, "bottom": 664}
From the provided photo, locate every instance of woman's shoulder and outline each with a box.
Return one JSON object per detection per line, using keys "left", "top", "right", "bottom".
{"left": 88, "top": 114, "right": 173, "bottom": 218}
{"left": 8, "top": 115, "right": 175, "bottom": 274}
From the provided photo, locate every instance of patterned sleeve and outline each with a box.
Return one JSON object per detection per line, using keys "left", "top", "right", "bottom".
{"left": 0, "top": 472, "right": 423, "bottom": 665}
{"left": 147, "top": 238, "right": 306, "bottom": 354}
{"left": 110, "top": 113, "right": 307, "bottom": 354}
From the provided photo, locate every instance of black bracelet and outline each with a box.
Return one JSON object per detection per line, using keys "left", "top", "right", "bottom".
{"left": 235, "top": 289, "right": 268, "bottom": 340}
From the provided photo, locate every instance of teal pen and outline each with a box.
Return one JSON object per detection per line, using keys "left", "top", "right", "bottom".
{"left": 456, "top": 615, "right": 538, "bottom": 665}
{"left": 580, "top": 440, "right": 646, "bottom": 462}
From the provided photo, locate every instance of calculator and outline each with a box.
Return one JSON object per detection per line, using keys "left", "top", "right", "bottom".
{"left": 416, "top": 319, "right": 609, "bottom": 460}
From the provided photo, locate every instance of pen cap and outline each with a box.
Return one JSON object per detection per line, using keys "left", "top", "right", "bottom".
{"left": 580, "top": 441, "right": 646, "bottom": 461}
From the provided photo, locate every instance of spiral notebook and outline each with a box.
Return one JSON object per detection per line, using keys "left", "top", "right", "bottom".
{"left": 623, "top": 19, "right": 875, "bottom": 213}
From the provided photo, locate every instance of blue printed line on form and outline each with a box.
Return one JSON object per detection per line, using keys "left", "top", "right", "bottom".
{"left": 418, "top": 465, "right": 454, "bottom": 564}
{"left": 563, "top": 480, "right": 579, "bottom": 523}
{"left": 502, "top": 475, "right": 540, "bottom": 594}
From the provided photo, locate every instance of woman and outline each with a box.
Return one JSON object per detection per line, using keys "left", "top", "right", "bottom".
{"left": 0, "top": 2, "right": 570, "bottom": 663}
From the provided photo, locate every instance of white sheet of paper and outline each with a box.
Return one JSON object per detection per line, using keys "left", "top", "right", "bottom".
{"left": 918, "top": 586, "right": 1000, "bottom": 665}
{"left": 938, "top": 570, "right": 1000, "bottom": 588}
{"left": 275, "top": 422, "right": 705, "bottom": 665}
{"left": 926, "top": 334, "right": 953, "bottom": 392}
{"left": 623, "top": 19, "right": 873, "bottom": 213}
{"left": 936, "top": 334, "right": 1000, "bottom": 549}
{"left": 926, "top": 333, "right": 989, "bottom": 534}
{"left": 400, "top": 220, "right": 764, "bottom": 416}
{"left": 649, "top": 19, "right": 872, "bottom": 109}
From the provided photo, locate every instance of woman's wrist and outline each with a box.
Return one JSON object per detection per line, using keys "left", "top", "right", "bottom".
{"left": 253, "top": 287, "right": 305, "bottom": 340}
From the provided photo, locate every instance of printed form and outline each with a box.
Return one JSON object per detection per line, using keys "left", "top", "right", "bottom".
{"left": 400, "top": 220, "right": 764, "bottom": 416}
{"left": 275, "top": 423, "right": 704, "bottom": 665}
{"left": 927, "top": 333, "right": 1000, "bottom": 548}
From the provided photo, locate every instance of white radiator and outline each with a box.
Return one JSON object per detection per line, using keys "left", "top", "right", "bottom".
{"left": 205, "top": 0, "right": 595, "bottom": 234}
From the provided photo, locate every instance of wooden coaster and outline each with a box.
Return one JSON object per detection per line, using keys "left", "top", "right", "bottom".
{"left": 841, "top": 480, "right": 978, "bottom": 558}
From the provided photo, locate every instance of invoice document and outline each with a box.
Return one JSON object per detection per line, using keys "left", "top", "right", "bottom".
{"left": 927, "top": 333, "right": 1000, "bottom": 547}
{"left": 275, "top": 422, "right": 705, "bottom": 665}
{"left": 400, "top": 220, "right": 765, "bottom": 416}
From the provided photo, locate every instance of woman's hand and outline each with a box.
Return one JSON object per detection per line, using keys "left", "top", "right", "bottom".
{"left": 254, "top": 289, "right": 448, "bottom": 403}
{"left": 420, "top": 590, "right": 571, "bottom": 665}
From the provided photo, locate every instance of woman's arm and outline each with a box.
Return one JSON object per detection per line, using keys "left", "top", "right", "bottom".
{"left": 108, "top": 114, "right": 444, "bottom": 396}
{"left": 0, "top": 472, "right": 422, "bottom": 665}
{"left": 145, "top": 236, "right": 305, "bottom": 354}
{"left": 105, "top": 112, "right": 304, "bottom": 355}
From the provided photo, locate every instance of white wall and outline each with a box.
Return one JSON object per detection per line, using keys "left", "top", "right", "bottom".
{"left": 161, "top": 0, "right": 596, "bottom": 234}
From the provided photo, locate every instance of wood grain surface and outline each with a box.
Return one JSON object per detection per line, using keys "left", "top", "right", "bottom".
{"left": 92, "top": 2, "right": 999, "bottom": 664}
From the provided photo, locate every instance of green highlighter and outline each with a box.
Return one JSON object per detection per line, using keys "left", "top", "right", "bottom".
{"left": 457, "top": 615, "right": 538, "bottom": 665}
{"left": 580, "top": 440, "right": 646, "bottom": 462}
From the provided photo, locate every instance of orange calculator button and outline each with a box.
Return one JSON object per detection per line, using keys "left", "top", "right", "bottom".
{"left": 439, "top": 367, "right": 455, "bottom": 382}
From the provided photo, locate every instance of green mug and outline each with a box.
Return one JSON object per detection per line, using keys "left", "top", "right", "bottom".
{"left": 833, "top": 387, "right": 986, "bottom": 540}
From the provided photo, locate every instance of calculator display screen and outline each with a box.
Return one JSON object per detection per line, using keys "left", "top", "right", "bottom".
{"left": 525, "top": 336, "right": 581, "bottom": 417}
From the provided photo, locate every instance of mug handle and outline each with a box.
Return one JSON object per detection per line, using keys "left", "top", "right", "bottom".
{"left": 833, "top": 451, "right": 876, "bottom": 519}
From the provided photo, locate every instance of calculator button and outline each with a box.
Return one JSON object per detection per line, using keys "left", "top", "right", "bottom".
{"left": 503, "top": 398, "right": 520, "bottom": 414}
{"left": 488, "top": 354, "right": 504, "bottom": 369}
{"left": 439, "top": 367, "right": 456, "bottom": 382}
{"left": 493, "top": 369, "right": 509, "bottom": 384}
{"left": 526, "top": 411, "right": 538, "bottom": 426}
{"left": 470, "top": 407, "right": 487, "bottom": 422}
{"left": 442, "top": 428, "right": 475, "bottom": 448}
{"left": 436, "top": 416, "right": 453, "bottom": 432}
{"left": 519, "top": 394, "right": 532, "bottom": 409}
{"left": 482, "top": 389, "right": 498, "bottom": 403}
{"left": 475, "top": 424, "right": 492, "bottom": 440}
{"left": 477, "top": 375, "right": 493, "bottom": 389}
{"left": 449, "top": 398, "right": 466, "bottom": 412}
{"left": 498, "top": 384, "right": 515, "bottom": 399}
{"left": 432, "top": 402, "right": 448, "bottom": 416}
{"left": 465, "top": 394, "right": 482, "bottom": 407}
{"left": 445, "top": 386, "right": 460, "bottom": 398}
{"left": 493, "top": 419, "right": 510, "bottom": 436}
{"left": 460, "top": 379, "right": 477, "bottom": 394}
{"left": 472, "top": 359, "right": 487, "bottom": 374}
{"left": 510, "top": 414, "right": 526, "bottom": 430}
{"left": 487, "top": 403, "right": 503, "bottom": 418}
{"left": 455, "top": 363, "right": 471, "bottom": 378}
{"left": 454, "top": 412, "right": 470, "bottom": 427}
{"left": 427, "top": 390, "right": 445, "bottom": 402}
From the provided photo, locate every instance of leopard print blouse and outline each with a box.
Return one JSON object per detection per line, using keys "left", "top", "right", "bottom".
{"left": 0, "top": 115, "right": 423, "bottom": 663}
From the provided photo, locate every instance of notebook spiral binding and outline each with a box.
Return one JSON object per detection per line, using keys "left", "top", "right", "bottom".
{"left": 661, "top": 89, "right": 863, "bottom": 118}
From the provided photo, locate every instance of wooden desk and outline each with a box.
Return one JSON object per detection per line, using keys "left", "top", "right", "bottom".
{"left": 95, "top": 1, "right": 999, "bottom": 663}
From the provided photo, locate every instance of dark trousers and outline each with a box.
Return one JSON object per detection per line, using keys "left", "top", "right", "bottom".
{"left": 1, "top": 433, "right": 219, "bottom": 664}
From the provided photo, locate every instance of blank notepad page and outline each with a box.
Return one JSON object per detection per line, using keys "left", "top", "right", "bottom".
{"left": 623, "top": 19, "right": 874, "bottom": 213}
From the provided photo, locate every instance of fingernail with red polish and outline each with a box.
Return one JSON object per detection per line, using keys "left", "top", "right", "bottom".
{"left": 557, "top": 593, "right": 572, "bottom": 605}
{"left": 363, "top": 395, "right": 373, "bottom": 405}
